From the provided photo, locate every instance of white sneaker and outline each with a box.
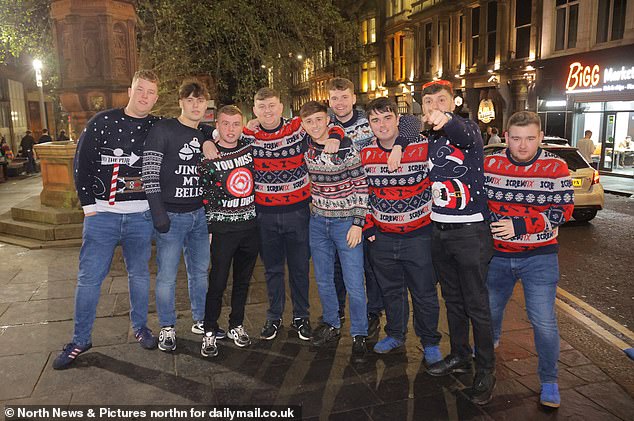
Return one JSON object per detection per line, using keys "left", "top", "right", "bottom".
{"left": 201, "top": 332, "right": 218, "bottom": 357}
{"left": 158, "top": 327, "right": 176, "bottom": 352}
{"left": 191, "top": 321, "right": 204, "bottom": 335}
{"left": 228, "top": 325, "right": 251, "bottom": 347}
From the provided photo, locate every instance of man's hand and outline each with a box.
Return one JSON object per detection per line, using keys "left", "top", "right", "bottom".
{"left": 490, "top": 219, "right": 515, "bottom": 240}
{"left": 202, "top": 141, "right": 219, "bottom": 160}
{"left": 423, "top": 110, "right": 451, "bottom": 131}
{"left": 387, "top": 145, "right": 403, "bottom": 172}
{"left": 347, "top": 225, "right": 363, "bottom": 248}
{"left": 324, "top": 138, "right": 341, "bottom": 154}
{"left": 366, "top": 235, "right": 376, "bottom": 243}
{"left": 246, "top": 118, "right": 260, "bottom": 131}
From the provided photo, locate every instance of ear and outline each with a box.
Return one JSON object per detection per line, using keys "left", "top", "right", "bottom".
{"left": 128, "top": 87, "right": 132, "bottom": 98}
{"left": 539, "top": 131, "right": 545, "bottom": 143}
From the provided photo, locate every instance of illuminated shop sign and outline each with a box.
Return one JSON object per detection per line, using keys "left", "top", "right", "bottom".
{"left": 477, "top": 99, "right": 495, "bottom": 123}
{"left": 565, "top": 62, "right": 634, "bottom": 93}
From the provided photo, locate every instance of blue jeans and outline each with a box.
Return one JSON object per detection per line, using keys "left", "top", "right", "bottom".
{"left": 155, "top": 208, "right": 210, "bottom": 327}
{"left": 73, "top": 210, "right": 153, "bottom": 346}
{"left": 370, "top": 231, "right": 441, "bottom": 345}
{"left": 257, "top": 207, "right": 311, "bottom": 320}
{"left": 487, "top": 253, "right": 560, "bottom": 383}
{"left": 310, "top": 214, "right": 368, "bottom": 337}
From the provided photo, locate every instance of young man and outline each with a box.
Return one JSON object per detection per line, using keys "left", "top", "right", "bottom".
{"left": 226, "top": 88, "right": 344, "bottom": 341}
{"left": 197, "top": 105, "right": 258, "bottom": 357}
{"left": 422, "top": 80, "right": 496, "bottom": 406}
{"left": 485, "top": 111, "right": 574, "bottom": 408}
{"left": 327, "top": 77, "right": 421, "bottom": 337}
{"left": 142, "top": 79, "right": 211, "bottom": 352}
{"left": 300, "top": 101, "right": 369, "bottom": 361}
{"left": 38, "top": 129, "right": 53, "bottom": 144}
{"left": 577, "top": 130, "right": 595, "bottom": 164}
{"left": 19, "top": 130, "right": 36, "bottom": 173}
{"left": 361, "top": 97, "right": 442, "bottom": 362}
{"left": 53, "top": 70, "right": 160, "bottom": 370}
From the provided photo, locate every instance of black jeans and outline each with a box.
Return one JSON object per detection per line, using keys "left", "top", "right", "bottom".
{"left": 257, "top": 207, "right": 311, "bottom": 320}
{"left": 333, "top": 240, "right": 385, "bottom": 316}
{"left": 204, "top": 227, "right": 259, "bottom": 332}
{"left": 432, "top": 221, "right": 495, "bottom": 371}
{"left": 370, "top": 231, "right": 441, "bottom": 345}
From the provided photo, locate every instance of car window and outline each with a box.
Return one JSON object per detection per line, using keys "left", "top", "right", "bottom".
{"left": 484, "top": 147, "right": 505, "bottom": 156}
{"left": 544, "top": 148, "right": 590, "bottom": 171}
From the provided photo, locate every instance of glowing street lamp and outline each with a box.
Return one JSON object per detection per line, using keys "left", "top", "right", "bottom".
{"left": 33, "top": 59, "right": 47, "bottom": 132}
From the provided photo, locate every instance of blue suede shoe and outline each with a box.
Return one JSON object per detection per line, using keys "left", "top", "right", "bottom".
{"left": 540, "top": 383, "right": 560, "bottom": 408}
{"left": 424, "top": 345, "right": 443, "bottom": 365}
{"left": 373, "top": 336, "right": 404, "bottom": 354}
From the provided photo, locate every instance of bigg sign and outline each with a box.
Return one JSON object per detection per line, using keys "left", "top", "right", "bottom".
{"left": 566, "top": 61, "right": 634, "bottom": 93}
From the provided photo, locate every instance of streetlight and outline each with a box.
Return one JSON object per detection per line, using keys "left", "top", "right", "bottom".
{"left": 33, "top": 59, "right": 47, "bottom": 132}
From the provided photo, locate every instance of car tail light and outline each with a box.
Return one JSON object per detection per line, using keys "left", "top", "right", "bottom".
{"left": 592, "top": 170, "right": 600, "bottom": 185}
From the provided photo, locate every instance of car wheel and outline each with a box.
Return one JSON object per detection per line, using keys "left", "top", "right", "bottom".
{"left": 572, "top": 209, "right": 598, "bottom": 222}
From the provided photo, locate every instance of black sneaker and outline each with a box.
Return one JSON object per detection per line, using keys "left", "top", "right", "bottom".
{"left": 367, "top": 313, "right": 381, "bottom": 338}
{"left": 427, "top": 354, "right": 473, "bottom": 377}
{"left": 351, "top": 335, "right": 368, "bottom": 363}
{"left": 260, "top": 319, "right": 282, "bottom": 340}
{"left": 465, "top": 371, "right": 496, "bottom": 405}
{"left": 311, "top": 323, "right": 341, "bottom": 346}
{"left": 291, "top": 317, "right": 312, "bottom": 341}
{"left": 53, "top": 342, "right": 92, "bottom": 370}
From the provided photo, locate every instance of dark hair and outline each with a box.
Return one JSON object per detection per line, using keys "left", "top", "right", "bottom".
{"left": 365, "top": 97, "right": 398, "bottom": 116}
{"left": 422, "top": 80, "right": 454, "bottom": 97}
{"left": 254, "top": 87, "right": 280, "bottom": 102}
{"left": 507, "top": 111, "right": 541, "bottom": 131}
{"left": 490, "top": 127, "right": 498, "bottom": 135}
{"left": 585, "top": 130, "right": 592, "bottom": 137}
{"left": 299, "top": 101, "right": 328, "bottom": 118}
{"left": 42, "top": 129, "right": 48, "bottom": 134}
{"left": 326, "top": 77, "right": 354, "bottom": 92}
{"left": 217, "top": 105, "right": 242, "bottom": 118}
{"left": 178, "top": 78, "right": 209, "bottom": 100}
{"left": 132, "top": 69, "right": 159, "bottom": 85}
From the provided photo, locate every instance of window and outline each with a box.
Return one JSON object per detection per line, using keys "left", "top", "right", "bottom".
{"left": 487, "top": 1, "right": 497, "bottom": 63}
{"left": 361, "top": 17, "right": 377, "bottom": 44}
{"left": 471, "top": 7, "right": 480, "bottom": 65}
{"left": 597, "top": 0, "right": 627, "bottom": 43}
{"left": 424, "top": 22, "right": 433, "bottom": 74}
{"left": 362, "top": 62, "right": 368, "bottom": 92}
{"left": 459, "top": 14, "right": 465, "bottom": 71}
{"left": 515, "top": 0, "right": 531, "bottom": 59}
{"left": 369, "top": 61, "right": 377, "bottom": 91}
{"left": 555, "top": 0, "right": 579, "bottom": 50}
{"left": 399, "top": 36, "right": 406, "bottom": 80}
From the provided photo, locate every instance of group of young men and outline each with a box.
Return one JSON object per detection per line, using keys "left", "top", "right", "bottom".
{"left": 54, "top": 69, "right": 574, "bottom": 409}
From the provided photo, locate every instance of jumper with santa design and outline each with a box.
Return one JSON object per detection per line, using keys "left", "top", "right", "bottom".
{"left": 73, "top": 108, "right": 160, "bottom": 215}
{"left": 142, "top": 118, "right": 213, "bottom": 232}
{"left": 426, "top": 113, "right": 488, "bottom": 222}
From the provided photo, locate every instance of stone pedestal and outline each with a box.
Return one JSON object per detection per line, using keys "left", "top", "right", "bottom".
{"left": 33, "top": 141, "right": 79, "bottom": 209}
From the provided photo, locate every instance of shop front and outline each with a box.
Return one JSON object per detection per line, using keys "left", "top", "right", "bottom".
{"left": 536, "top": 45, "right": 634, "bottom": 178}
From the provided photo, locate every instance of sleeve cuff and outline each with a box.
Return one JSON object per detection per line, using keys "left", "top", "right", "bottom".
{"left": 512, "top": 218, "right": 528, "bottom": 236}
{"left": 353, "top": 216, "right": 365, "bottom": 228}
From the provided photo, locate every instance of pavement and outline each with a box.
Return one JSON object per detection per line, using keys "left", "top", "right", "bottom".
{"left": 600, "top": 174, "right": 634, "bottom": 197}
{"left": 1, "top": 175, "right": 633, "bottom": 421}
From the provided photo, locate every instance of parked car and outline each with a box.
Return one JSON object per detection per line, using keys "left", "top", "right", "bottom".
{"left": 542, "top": 136, "right": 570, "bottom": 146}
{"left": 484, "top": 143, "right": 604, "bottom": 222}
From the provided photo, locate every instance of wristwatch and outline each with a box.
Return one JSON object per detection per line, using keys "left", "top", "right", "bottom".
{"left": 444, "top": 112, "right": 453, "bottom": 120}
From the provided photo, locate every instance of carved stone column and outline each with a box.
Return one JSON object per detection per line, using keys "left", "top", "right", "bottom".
{"left": 50, "top": 0, "right": 137, "bottom": 136}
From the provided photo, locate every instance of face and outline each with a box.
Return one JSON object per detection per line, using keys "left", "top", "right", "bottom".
{"left": 507, "top": 124, "right": 543, "bottom": 162}
{"left": 217, "top": 113, "right": 243, "bottom": 145}
{"left": 179, "top": 93, "right": 207, "bottom": 123}
{"left": 422, "top": 89, "right": 455, "bottom": 115}
{"left": 368, "top": 110, "right": 400, "bottom": 145}
{"left": 253, "top": 97, "right": 284, "bottom": 129}
{"left": 300, "top": 111, "right": 329, "bottom": 141}
{"left": 127, "top": 78, "right": 159, "bottom": 118}
{"left": 328, "top": 88, "right": 356, "bottom": 120}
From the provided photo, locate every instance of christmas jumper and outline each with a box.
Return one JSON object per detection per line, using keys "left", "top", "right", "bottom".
{"left": 332, "top": 109, "right": 420, "bottom": 151}
{"left": 241, "top": 117, "right": 343, "bottom": 213}
{"left": 197, "top": 138, "right": 256, "bottom": 233}
{"left": 304, "top": 136, "right": 368, "bottom": 227}
{"left": 484, "top": 148, "right": 574, "bottom": 257}
{"left": 73, "top": 108, "right": 160, "bottom": 215}
{"left": 427, "top": 113, "right": 488, "bottom": 223}
{"left": 361, "top": 135, "right": 432, "bottom": 237}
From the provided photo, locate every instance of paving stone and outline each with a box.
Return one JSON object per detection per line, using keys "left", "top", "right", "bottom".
{"left": 558, "top": 349, "right": 592, "bottom": 367}
{"left": 0, "top": 353, "right": 49, "bottom": 400}
{"left": 576, "top": 381, "right": 634, "bottom": 421}
{"left": 304, "top": 408, "right": 371, "bottom": 421}
{"left": 0, "top": 282, "right": 40, "bottom": 303}
{"left": 3, "top": 392, "right": 73, "bottom": 407}
{"left": 566, "top": 364, "right": 611, "bottom": 383}
{"left": 31, "top": 278, "right": 112, "bottom": 301}
{"left": 0, "top": 295, "right": 117, "bottom": 325}
{"left": 516, "top": 369, "right": 586, "bottom": 393}
{"left": 364, "top": 394, "right": 489, "bottom": 421}
{"left": 504, "top": 356, "right": 539, "bottom": 376}
{"left": 0, "top": 302, "right": 9, "bottom": 317}
{"left": 494, "top": 339, "right": 535, "bottom": 362}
